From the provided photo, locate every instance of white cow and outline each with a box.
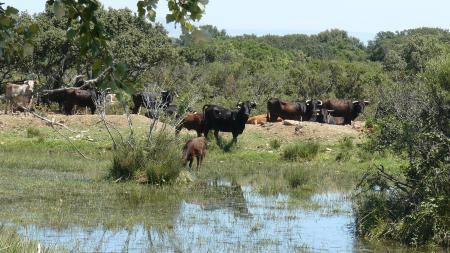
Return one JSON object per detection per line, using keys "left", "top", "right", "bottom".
{"left": 4, "top": 80, "right": 36, "bottom": 114}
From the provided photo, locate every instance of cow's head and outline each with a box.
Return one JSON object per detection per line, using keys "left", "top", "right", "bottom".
{"left": 25, "top": 80, "right": 36, "bottom": 92}
{"left": 237, "top": 101, "right": 257, "bottom": 117}
{"left": 352, "top": 100, "right": 369, "bottom": 114}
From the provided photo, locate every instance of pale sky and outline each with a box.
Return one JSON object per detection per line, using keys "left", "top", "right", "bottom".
{"left": 4, "top": 0, "right": 450, "bottom": 42}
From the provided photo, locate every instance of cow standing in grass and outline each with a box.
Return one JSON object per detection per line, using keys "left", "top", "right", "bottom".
{"left": 4, "top": 80, "right": 36, "bottom": 114}
{"left": 203, "top": 101, "right": 257, "bottom": 143}
{"left": 182, "top": 137, "right": 207, "bottom": 170}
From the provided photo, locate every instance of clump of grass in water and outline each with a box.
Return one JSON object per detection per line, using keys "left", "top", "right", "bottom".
{"left": 111, "top": 132, "right": 182, "bottom": 184}
{"left": 284, "top": 168, "right": 310, "bottom": 188}
{"left": 269, "top": 139, "right": 281, "bottom": 150}
{"left": 0, "top": 225, "right": 62, "bottom": 252}
{"left": 281, "top": 141, "right": 319, "bottom": 161}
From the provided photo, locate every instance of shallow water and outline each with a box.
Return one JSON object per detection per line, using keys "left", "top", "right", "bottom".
{"left": 5, "top": 183, "right": 443, "bottom": 252}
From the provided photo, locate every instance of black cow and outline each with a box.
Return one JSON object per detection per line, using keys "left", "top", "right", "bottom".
{"left": 203, "top": 101, "right": 257, "bottom": 143}
{"left": 63, "top": 88, "right": 97, "bottom": 115}
{"left": 267, "top": 98, "right": 320, "bottom": 122}
{"left": 132, "top": 91, "right": 174, "bottom": 114}
{"left": 318, "top": 99, "right": 369, "bottom": 125}
{"left": 38, "top": 88, "right": 97, "bottom": 115}
{"left": 36, "top": 91, "right": 65, "bottom": 111}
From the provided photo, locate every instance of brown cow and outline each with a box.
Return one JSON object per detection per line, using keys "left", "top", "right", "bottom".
{"left": 246, "top": 114, "right": 282, "bottom": 125}
{"left": 182, "top": 137, "right": 207, "bottom": 170}
{"left": 176, "top": 112, "right": 204, "bottom": 137}
{"left": 319, "top": 99, "right": 369, "bottom": 125}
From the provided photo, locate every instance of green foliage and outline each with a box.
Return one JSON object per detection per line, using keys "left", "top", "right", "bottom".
{"left": 258, "top": 29, "right": 367, "bottom": 61}
{"left": 111, "top": 132, "right": 182, "bottom": 184}
{"left": 269, "top": 139, "right": 281, "bottom": 150}
{"left": 281, "top": 141, "right": 320, "bottom": 161}
{"left": 355, "top": 52, "right": 450, "bottom": 247}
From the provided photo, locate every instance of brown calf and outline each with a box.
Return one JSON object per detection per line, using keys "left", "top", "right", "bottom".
{"left": 182, "top": 137, "right": 207, "bottom": 170}
{"left": 246, "top": 114, "right": 282, "bottom": 125}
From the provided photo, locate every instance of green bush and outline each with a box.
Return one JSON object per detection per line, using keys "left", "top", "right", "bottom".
{"left": 281, "top": 141, "right": 320, "bottom": 161}
{"left": 110, "top": 132, "right": 182, "bottom": 184}
{"left": 145, "top": 132, "right": 182, "bottom": 184}
{"left": 111, "top": 144, "right": 146, "bottom": 179}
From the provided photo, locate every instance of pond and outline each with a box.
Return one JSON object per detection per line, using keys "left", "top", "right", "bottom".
{"left": 3, "top": 182, "right": 442, "bottom": 252}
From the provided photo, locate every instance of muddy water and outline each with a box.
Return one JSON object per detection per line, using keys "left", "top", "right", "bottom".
{"left": 6, "top": 184, "right": 441, "bottom": 252}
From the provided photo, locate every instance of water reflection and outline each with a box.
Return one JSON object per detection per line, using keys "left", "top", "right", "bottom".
{"left": 4, "top": 182, "right": 442, "bottom": 252}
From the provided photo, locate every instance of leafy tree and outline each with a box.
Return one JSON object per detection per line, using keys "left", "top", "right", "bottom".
{"left": 355, "top": 54, "right": 450, "bottom": 247}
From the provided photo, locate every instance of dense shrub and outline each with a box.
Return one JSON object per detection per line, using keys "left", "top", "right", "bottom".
{"left": 354, "top": 54, "right": 450, "bottom": 247}
{"left": 281, "top": 141, "right": 319, "bottom": 161}
{"left": 111, "top": 132, "right": 182, "bottom": 184}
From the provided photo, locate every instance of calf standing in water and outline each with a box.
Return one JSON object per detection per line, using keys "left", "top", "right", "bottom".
{"left": 182, "top": 137, "right": 207, "bottom": 170}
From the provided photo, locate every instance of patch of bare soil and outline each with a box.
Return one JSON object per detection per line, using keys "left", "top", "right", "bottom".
{"left": 245, "top": 120, "right": 364, "bottom": 142}
{"left": 0, "top": 113, "right": 365, "bottom": 142}
{"left": 0, "top": 114, "right": 151, "bottom": 132}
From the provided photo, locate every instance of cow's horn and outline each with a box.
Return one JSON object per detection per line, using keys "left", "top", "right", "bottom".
{"left": 352, "top": 100, "right": 359, "bottom": 104}
{"left": 306, "top": 99, "right": 311, "bottom": 103}
{"left": 364, "top": 100, "right": 369, "bottom": 104}
{"left": 317, "top": 100, "right": 323, "bottom": 105}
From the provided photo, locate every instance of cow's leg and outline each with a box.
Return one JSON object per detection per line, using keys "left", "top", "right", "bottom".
{"left": 90, "top": 106, "right": 96, "bottom": 114}
{"left": 188, "top": 158, "right": 193, "bottom": 169}
{"left": 232, "top": 132, "right": 238, "bottom": 143}
{"left": 64, "top": 103, "right": 74, "bottom": 115}
{"left": 214, "top": 130, "right": 219, "bottom": 141}
{"left": 4, "top": 100, "right": 8, "bottom": 115}
{"left": 203, "top": 128, "right": 210, "bottom": 138}
{"left": 196, "top": 155, "right": 200, "bottom": 170}
{"left": 344, "top": 116, "right": 351, "bottom": 125}
{"left": 196, "top": 130, "right": 202, "bottom": 137}
{"left": 200, "top": 152, "right": 205, "bottom": 167}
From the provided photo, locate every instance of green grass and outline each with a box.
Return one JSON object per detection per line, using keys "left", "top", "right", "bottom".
{"left": 281, "top": 141, "right": 320, "bottom": 161}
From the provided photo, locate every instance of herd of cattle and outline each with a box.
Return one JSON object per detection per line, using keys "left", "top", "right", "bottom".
{"left": 2, "top": 80, "right": 368, "bottom": 136}
{"left": 1, "top": 80, "right": 369, "bottom": 169}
